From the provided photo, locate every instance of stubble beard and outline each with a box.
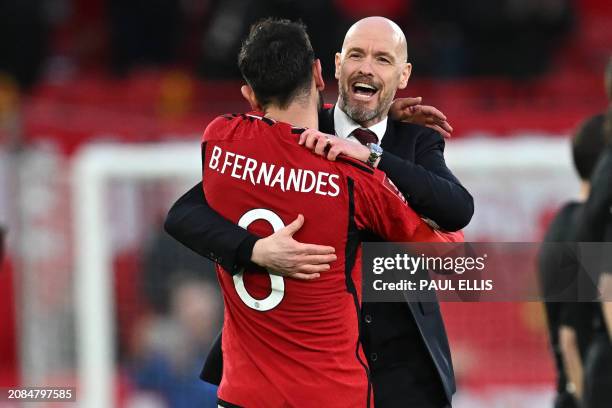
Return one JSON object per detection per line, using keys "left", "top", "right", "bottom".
{"left": 338, "top": 82, "right": 394, "bottom": 126}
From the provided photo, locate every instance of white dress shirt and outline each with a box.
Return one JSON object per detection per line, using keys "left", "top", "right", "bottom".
{"left": 333, "top": 104, "right": 388, "bottom": 144}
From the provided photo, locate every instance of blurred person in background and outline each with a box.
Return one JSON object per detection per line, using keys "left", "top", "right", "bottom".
{"left": 411, "top": 0, "right": 574, "bottom": 78}
{"left": 109, "top": 0, "right": 183, "bottom": 75}
{"left": 166, "top": 16, "right": 472, "bottom": 408}
{"left": 141, "top": 226, "right": 218, "bottom": 315}
{"left": 575, "top": 57, "right": 612, "bottom": 408}
{"left": 199, "top": 0, "right": 344, "bottom": 79}
{"left": 131, "top": 274, "right": 219, "bottom": 407}
{"left": 0, "top": 0, "right": 48, "bottom": 89}
{"left": 131, "top": 225, "right": 222, "bottom": 405}
{"left": 538, "top": 114, "right": 608, "bottom": 408}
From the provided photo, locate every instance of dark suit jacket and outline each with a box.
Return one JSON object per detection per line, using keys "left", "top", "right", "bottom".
{"left": 164, "top": 106, "right": 474, "bottom": 405}
{"left": 576, "top": 146, "right": 612, "bottom": 243}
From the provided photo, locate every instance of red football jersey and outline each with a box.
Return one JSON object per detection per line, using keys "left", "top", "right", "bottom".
{"left": 202, "top": 113, "right": 459, "bottom": 408}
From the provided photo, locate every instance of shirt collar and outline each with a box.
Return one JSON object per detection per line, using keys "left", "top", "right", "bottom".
{"left": 333, "top": 104, "right": 388, "bottom": 143}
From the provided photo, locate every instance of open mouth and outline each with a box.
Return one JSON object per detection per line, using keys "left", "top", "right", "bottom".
{"left": 351, "top": 81, "right": 379, "bottom": 100}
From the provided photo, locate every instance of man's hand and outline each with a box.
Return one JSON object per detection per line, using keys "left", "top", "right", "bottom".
{"left": 298, "top": 129, "right": 375, "bottom": 165}
{"left": 390, "top": 97, "right": 453, "bottom": 138}
{"left": 251, "top": 214, "right": 337, "bottom": 280}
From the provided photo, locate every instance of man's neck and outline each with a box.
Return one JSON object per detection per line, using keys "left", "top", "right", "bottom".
{"left": 359, "top": 115, "right": 387, "bottom": 129}
{"left": 264, "top": 102, "right": 318, "bottom": 129}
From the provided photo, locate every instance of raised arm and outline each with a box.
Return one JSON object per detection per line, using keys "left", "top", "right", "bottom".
{"left": 299, "top": 127, "right": 473, "bottom": 232}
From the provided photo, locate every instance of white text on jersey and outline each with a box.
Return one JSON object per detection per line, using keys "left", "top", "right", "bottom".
{"left": 208, "top": 145, "right": 341, "bottom": 197}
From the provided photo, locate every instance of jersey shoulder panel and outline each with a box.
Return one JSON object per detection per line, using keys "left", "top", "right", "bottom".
{"left": 334, "top": 156, "right": 408, "bottom": 207}
{"left": 201, "top": 114, "right": 236, "bottom": 143}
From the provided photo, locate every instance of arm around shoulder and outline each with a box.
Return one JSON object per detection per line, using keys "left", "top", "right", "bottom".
{"left": 164, "top": 182, "right": 259, "bottom": 274}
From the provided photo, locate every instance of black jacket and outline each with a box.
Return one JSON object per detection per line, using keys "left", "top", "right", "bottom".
{"left": 577, "top": 146, "right": 612, "bottom": 243}
{"left": 164, "top": 107, "right": 474, "bottom": 405}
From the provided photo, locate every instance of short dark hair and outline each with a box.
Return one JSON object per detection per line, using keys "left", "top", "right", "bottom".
{"left": 238, "top": 18, "right": 315, "bottom": 109}
{"left": 572, "top": 113, "right": 606, "bottom": 180}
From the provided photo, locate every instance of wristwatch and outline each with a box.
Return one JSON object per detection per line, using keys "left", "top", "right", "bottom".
{"left": 366, "top": 143, "right": 383, "bottom": 167}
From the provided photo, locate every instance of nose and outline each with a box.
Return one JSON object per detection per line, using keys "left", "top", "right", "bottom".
{"left": 357, "top": 57, "right": 375, "bottom": 76}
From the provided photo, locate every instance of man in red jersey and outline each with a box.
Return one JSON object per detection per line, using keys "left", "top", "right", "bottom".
{"left": 201, "top": 19, "right": 459, "bottom": 408}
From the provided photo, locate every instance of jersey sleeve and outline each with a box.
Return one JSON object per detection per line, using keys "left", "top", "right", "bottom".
{"left": 352, "top": 168, "right": 464, "bottom": 243}
{"left": 201, "top": 115, "right": 234, "bottom": 143}
{"left": 352, "top": 169, "right": 421, "bottom": 241}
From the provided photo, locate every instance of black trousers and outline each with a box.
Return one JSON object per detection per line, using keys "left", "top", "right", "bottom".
{"left": 371, "top": 365, "right": 451, "bottom": 408}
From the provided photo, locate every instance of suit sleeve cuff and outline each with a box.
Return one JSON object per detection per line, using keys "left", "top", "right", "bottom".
{"left": 232, "top": 235, "right": 261, "bottom": 275}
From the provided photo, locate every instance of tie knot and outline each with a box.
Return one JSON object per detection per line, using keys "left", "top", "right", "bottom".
{"left": 351, "top": 128, "right": 378, "bottom": 146}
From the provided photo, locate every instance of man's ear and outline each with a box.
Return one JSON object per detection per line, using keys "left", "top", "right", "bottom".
{"left": 313, "top": 59, "right": 325, "bottom": 91}
{"left": 397, "top": 63, "right": 412, "bottom": 90}
{"left": 240, "top": 84, "right": 262, "bottom": 111}
{"left": 334, "top": 52, "right": 342, "bottom": 80}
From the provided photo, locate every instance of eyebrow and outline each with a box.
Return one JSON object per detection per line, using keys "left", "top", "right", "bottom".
{"left": 345, "top": 47, "right": 396, "bottom": 63}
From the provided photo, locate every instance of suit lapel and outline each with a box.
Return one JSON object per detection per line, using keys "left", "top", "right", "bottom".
{"left": 380, "top": 119, "right": 395, "bottom": 150}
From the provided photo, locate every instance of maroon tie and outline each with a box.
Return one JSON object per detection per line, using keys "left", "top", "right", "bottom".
{"left": 351, "top": 128, "right": 378, "bottom": 146}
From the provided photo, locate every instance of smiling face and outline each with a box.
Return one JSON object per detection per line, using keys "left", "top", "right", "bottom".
{"left": 335, "top": 17, "right": 412, "bottom": 127}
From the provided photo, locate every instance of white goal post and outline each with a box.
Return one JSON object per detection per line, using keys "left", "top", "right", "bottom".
{"left": 72, "top": 143, "right": 201, "bottom": 408}
{"left": 71, "top": 137, "right": 575, "bottom": 408}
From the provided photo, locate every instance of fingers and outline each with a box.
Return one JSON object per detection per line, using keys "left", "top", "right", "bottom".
{"left": 302, "top": 129, "right": 324, "bottom": 150}
{"left": 299, "top": 129, "right": 336, "bottom": 157}
{"left": 418, "top": 105, "right": 447, "bottom": 121}
{"left": 295, "top": 264, "right": 330, "bottom": 274}
{"left": 313, "top": 135, "right": 331, "bottom": 156}
{"left": 298, "top": 242, "right": 336, "bottom": 255}
{"left": 326, "top": 145, "right": 342, "bottom": 161}
{"left": 303, "top": 253, "right": 338, "bottom": 264}
{"left": 439, "top": 120, "right": 453, "bottom": 135}
{"left": 289, "top": 272, "right": 322, "bottom": 281}
{"left": 272, "top": 263, "right": 330, "bottom": 280}
{"left": 427, "top": 117, "right": 452, "bottom": 137}
{"left": 406, "top": 104, "right": 453, "bottom": 138}
{"left": 298, "top": 128, "right": 324, "bottom": 148}
{"left": 286, "top": 216, "right": 336, "bottom": 255}
{"left": 282, "top": 214, "right": 305, "bottom": 236}
{"left": 426, "top": 124, "right": 451, "bottom": 139}
{"left": 269, "top": 263, "right": 325, "bottom": 280}
{"left": 394, "top": 96, "right": 422, "bottom": 110}
{"left": 298, "top": 128, "right": 316, "bottom": 145}
{"left": 304, "top": 134, "right": 317, "bottom": 150}
{"left": 296, "top": 263, "right": 331, "bottom": 274}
